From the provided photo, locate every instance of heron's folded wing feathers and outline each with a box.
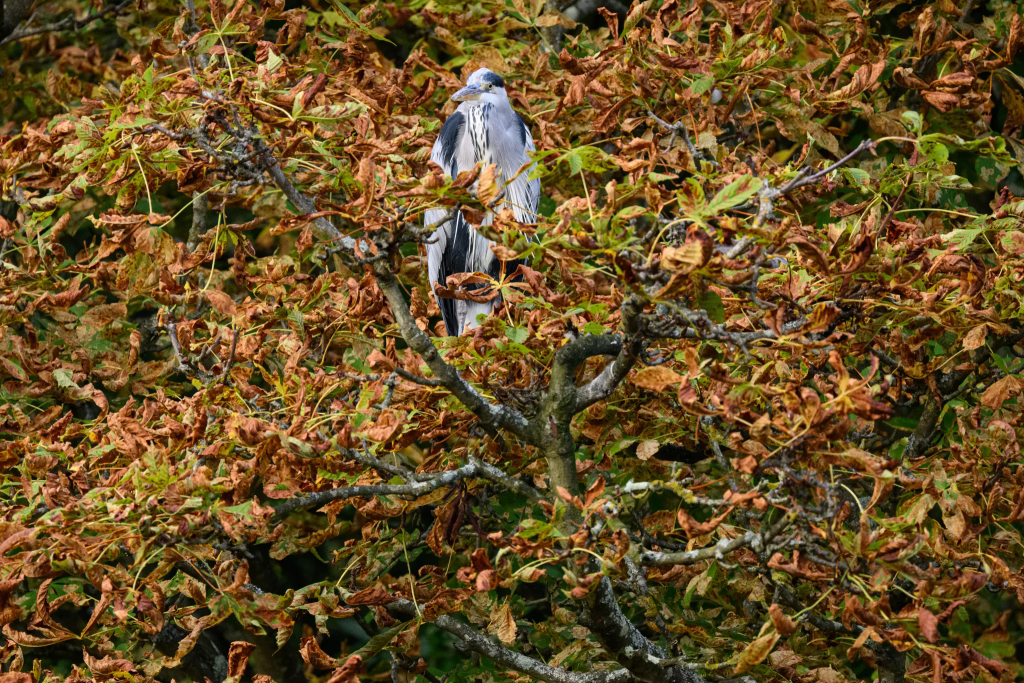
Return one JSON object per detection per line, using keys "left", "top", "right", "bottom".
{"left": 506, "top": 113, "right": 540, "bottom": 224}
{"left": 431, "top": 111, "right": 465, "bottom": 177}
{"left": 426, "top": 112, "right": 468, "bottom": 336}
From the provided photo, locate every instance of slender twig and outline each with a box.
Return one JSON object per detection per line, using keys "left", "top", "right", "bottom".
{"left": 647, "top": 109, "right": 716, "bottom": 169}
{"left": 640, "top": 510, "right": 795, "bottom": 566}
{"left": 165, "top": 322, "right": 190, "bottom": 373}
{"left": 394, "top": 367, "right": 445, "bottom": 387}
{"left": 778, "top": 139, "right": 876, "bottom": 194}
{"left": 219, "top": 327, "right": 239, "bottom": 384}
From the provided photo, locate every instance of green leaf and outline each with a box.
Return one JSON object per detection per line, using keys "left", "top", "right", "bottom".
{"left": 505, "top": 327, "right": 529, "bottom": 344}
{"left": 266, "top": 49, "right": 284, "bottom": 74}
{"left": 918, "top": 138, "right": 949, "bottom": 165}
{"left": 690, "top": 75, "right": 714, "bottom": 96}
{"left": 901, "top": 110, "right": 922, "bottom": 135}
{"left": 705, "top": 175, "right": 761, "bottom": 215}
{"left": 622, "top": 0, "right": 651, "bottom": 34}
{"left": 942, "top": 222, "right": 988, "bottom": 249}
{"left": 52, "top": 368, "right": 80, "bottom": 390}
{"left": 698, "top": 291, "right": 725, "bottom": 324}
{"left": 566, "top": 151, "right": 583, "bottom": 175}
{"left": 220, "top": 501, "right": 253, "bottom": 516}
{"left": 287, "top": 308, "right": 306, "bottom": 340}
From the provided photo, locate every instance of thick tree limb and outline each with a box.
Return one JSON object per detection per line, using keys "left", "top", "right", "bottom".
{"left": 901, "top": 398, "right": 940, "bottom": 461}
{"left": 576, "top": 296, "right": 644, "bottom": 411}
{"left": 372, "top": 260, "right": 531, "bottom": 438}
{"left": 579, "top": 577, "right": 705, "bottom": 683}
{"left": 187, "top": 192, "right": 209, "bottom": 253}
{"left": 273, "top": 456, "right": 544, "bottom": 519}
{"left": 388, "top": 600, "right": 632, "bottom": 683}
{"left": 539, "top": 296, "right": 645, "bottom": 501}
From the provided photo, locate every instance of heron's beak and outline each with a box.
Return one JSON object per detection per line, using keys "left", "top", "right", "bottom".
{"left": 451, "top": 84, "right": 485, "bottom": 102}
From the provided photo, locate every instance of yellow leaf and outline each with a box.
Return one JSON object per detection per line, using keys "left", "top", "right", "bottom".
{"left": 905, "top": 493, "right": 936, "bottom": 524}
{"left": 735, "top": 629, "right": 779, "bottom": 674}
{"left": 685, "top": 568, "right": 713, "bottom": 597}
{"left": 536, "top": 13, "right": 577, "bottom": 29}
{"left": 487, "top": 601, "right": 516, "bottom": 644}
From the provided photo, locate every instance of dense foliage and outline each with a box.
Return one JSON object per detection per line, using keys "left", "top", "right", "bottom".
{"left": 2, "top": 0, "right": 1024, "bottom": 682}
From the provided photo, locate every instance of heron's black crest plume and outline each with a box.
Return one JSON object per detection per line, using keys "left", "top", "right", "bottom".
{"left": 479, "top": 71, "right": 504, "bottom": 88}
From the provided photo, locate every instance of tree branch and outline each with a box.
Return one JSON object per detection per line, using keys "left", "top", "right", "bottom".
{"left": 774, "top": 584, "right": 905, "bottom": 683}
{"left": 578, "top": 577, "right": 705, "bottom": 683}
{"left": 372, "top": 260, "right": 530, "bottom": 438}
{"left": 640, "top": 511, "right": 794, "bottom": 567}
{"left": 387, "top": 600, "right": 632, "bottom": 683}
{"left": 273, "top": 456, "right": 544, "bottom": 520}
{"left": 187, "top": 191, "right": 209, "bottom": 253}
{"left": 725, "top": 139, "right": 876, "bottom": 260}
{"left": 576, "top": 296, "right": 644, "bottom": 411}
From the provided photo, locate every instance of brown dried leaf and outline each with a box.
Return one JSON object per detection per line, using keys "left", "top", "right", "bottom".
{"left": 631, "top": 366, "right": 684, "bottom": 392}
{"left": 768, "top": 604, "right": 798, "bottom": 636}
{"left": 981, "top": 375, "right": 1024, "bottom": 409}
{"left": 487, "top": 601, "right": 517, "bottom": 644}
{"left": 918, "top": 606, "right": 939, "bottom": 643}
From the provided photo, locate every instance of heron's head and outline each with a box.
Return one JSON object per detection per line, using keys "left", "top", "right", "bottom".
{"left": 451, "top": 68, "right": 507, "bottom": 106}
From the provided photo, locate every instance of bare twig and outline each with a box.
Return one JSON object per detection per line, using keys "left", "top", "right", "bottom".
{"left": 725, "top": 139, "right": 876, "bottom": 260}
{"left": 394, "top": 367, "right": 445, "bottom": 387}
{"left": 219, "top": 327, "right": 239, "bottom": 385}
{"left": 647, "top": 109, "right": 716, "bottom": 169}
{"left": 164, "top": 322, "right": 190, "bottom": 374}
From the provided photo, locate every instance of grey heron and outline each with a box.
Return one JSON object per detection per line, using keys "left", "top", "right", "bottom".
{"left": 425, "top": 67, "right": 540, "bottom": 336}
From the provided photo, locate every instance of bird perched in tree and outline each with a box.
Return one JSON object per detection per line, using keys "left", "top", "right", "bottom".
{"left": 425, "top": 67, "right": 540, "bottom": 336}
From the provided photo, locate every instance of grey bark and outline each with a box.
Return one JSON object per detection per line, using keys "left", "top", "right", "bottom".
{"left": 387, "top": 599, "right": 632, "bottom": 683}
{"left": 1, "top": 0, "right": 34, "bottom": 39}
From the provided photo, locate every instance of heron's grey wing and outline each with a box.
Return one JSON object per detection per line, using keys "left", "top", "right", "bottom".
{"left": 426, "top": 112, "right": 467, "bottom": 336}
{"left": 431, "top": 110, "right": 465, "bottom": 177}
{"left": 505, "top": 113, "right": 540, "bottom": 225}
